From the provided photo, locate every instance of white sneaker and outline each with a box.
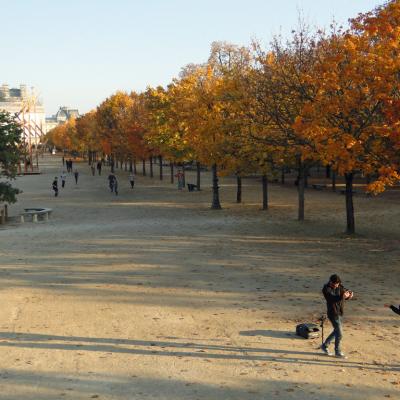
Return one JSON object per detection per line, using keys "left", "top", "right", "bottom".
{"left": 320, "top": 344, "right": 333, "bottom": 356}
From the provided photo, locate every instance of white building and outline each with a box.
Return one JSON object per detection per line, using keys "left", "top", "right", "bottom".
{"left": 0, "top": 83, "right": 46, "bottom": 146}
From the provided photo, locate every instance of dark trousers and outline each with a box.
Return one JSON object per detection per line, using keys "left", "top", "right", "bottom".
{"left": 130, "top": 181, "right": 134, "bottom": 188}
{"left": 324, "top": 315, "right": 343, "bottom": 353}
{"left": 62, "top": 180, "right": 65, "bottom": 188}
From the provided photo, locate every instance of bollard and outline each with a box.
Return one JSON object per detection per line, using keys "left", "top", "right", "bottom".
{"left": 32, "top": 214, "right": 38, "bottom": 223}
{"left": 4, "top": 204, "right": 8, "bottom": 221}
{"left": 0, "top": 209, "right": 4, "bottom": 225}
{"left": 44, "top": 212, "right": 49, "bottom": 221}
{"left": 20, "top": 215, "right": 25, "bottom": 223}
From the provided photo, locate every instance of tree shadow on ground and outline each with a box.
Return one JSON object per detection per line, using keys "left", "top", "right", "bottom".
{"left": 239, "top": 330, "right": 297, "bottom": 339}
{"left": 0, "top": 332, "right": 398, "bottom": 373}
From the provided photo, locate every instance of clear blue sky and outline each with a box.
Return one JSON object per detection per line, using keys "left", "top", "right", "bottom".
{"left": 1, "top": 0, "right": 382, "bottom": 116}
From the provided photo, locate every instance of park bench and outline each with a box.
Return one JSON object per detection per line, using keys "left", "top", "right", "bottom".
{"left": 312, "top": 184, "right": 327, "bottom": 190}
{"left": 187, "top": 183, "right": 198, "bottom": 192}
{"left": 21, "top": 207, "right": 52, "bottom": 223}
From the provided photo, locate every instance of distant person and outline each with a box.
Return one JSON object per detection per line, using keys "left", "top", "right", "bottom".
{"left": 74, "top": 169, "right": 79, "bottom": 184}
{"left": 108, "top": 173, "right": 115, "bottom": 192}
{"left": 52, "top": 177, "right": 59, "bottom": 197}
{"left": 129, "top": 172, "right": 135, "bottom": 189}
{"left": 69, "top": 159, "right": 73, "bottom": 173}
{"left": 114, "top": 176, "right": 119, "bottom": 196}
{"left": 175, "top": 169, "right": 184, "bottom": 190}
{"left": 62, "top": 156, "right": 65, "bottom": 166}
{"left": 97, "top": 161, "right": 102, "bottom": 176}
{"left": 321, "top": 274, "right": 353, "bottom": 358}
{"left": 91, "top": 163, "right": 96, "bottom": 176}
{"left": 60, "top": 171, "right": 67, "bottom": 188}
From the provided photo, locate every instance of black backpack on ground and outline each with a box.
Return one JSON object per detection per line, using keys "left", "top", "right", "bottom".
{"left": 295, "top": 323, "right": 320, "bottom": 339}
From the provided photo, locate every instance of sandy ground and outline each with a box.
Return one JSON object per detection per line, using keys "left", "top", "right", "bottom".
{"left": 0, "top": 155, "right": 399, "bottom": 400}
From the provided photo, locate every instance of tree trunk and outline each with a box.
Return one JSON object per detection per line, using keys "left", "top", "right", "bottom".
{"left": 150, "top": 157, "right": 153, "bottom": 178}
{"left": 182, "top": 165, "right": 186, "bottom": 187}
{"left": 129, "top": 158, "right": 133, "bottom": 173}
{"left": 304, "top": 167, "right": 309, "bottom": 188}
{"left": 236, "top": 175, "right": 242, "bottom": 203}
{"left": 88, "top": 151, "right": 92, "bottom": 165}
{"left": 142, "top": 159, "right": 146, "bottom": 176}
{"left": 345, "top": 173, "right": 355, "bottom": 234}
{"left": 297, "top": 161, "right": 305, "bottom": 221}
{"left": 211, "top": 163, "right": 222, "bottom": 210}
{"left": 281, "top": 167, "right": 285, "bottom": 184}
{"left": 159, "top": 155, "right": 163, "bottom": 180}
{"left": 262, "top": 174, "right": 268, "bottom": 210}
{"left": 133, "top": 158, "right": 137, "bottom": 174}
{"left": 124, "top": 160, "right": 127, "bottom": 171}
{"left": 326, "top": 165, "right": 331, "bottom": 179}
{"left": 332, "top": 171, "right": 336, "bottom": 191}
{"left": 196, "top": 161, "right": 201, "bottom": 190}
{"left": 170, "top": 162, "right": 174, "bottom": 184}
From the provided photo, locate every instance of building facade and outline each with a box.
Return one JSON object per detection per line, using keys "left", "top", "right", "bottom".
{"left": 45, "top": 106, "right": 80, "bottom": 132}
{"left": 0, "top": 83, "right": 46, "bottom": 145}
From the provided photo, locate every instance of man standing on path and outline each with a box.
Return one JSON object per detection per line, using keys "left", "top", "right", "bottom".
{"left": 91, "top": 163, "right": 96, "bottom": 176}
{"left": 129, "top": 172, "right": 135, "bottom": 189}
{"left": 52, "top": 177, "right": 59, "bottom": 197}
{"left": 321, "top": 274, "right": 353, "bottom": 358}
{"left": 74, "top": 169, "right": 79, "bottom": 184}
{"left": 97, "top": 160, "right": 102, "bottom": 176}
{"left": 60, "top": 171, "right": 67, "bottom": 188}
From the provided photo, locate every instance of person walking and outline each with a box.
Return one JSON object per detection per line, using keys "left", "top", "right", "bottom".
{"left": 91, "top": 163, "right": 96, "bottom": 176}
{"left": 321, "top": 274, "right": 353, "bottom": 358}
{"left": 52, "top": 177, "right": 59, "bottom": 197}
{"left": 114, "top": 176, "right": 119, "bottom": 196}
{"left": 108, "top": 173, "right": 115, "bottom": 192}
{"left": 60, "top": 171, "right": 67, "bottom": 188}
{"left": 129, "top": 172, "right": 135, "bottom": 189}
{"left": 97, "top": 160, "right": 102, "bottom": 176}
{"left": 74, "top": 169, "right": 79, "bottom": 184}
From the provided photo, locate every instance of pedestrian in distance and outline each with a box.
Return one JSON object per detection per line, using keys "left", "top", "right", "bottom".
{"left": 91, "top": 163, "right": 96, "bottom": 176}
{"left": 114, "top": 176, "right": 119, "bottom": 196}
{"left": 62, "top": 156, "right": 65, "bottom": 166}
{"left": 321, "top": 274, "right": 353, "bottom": 358}
{"left": 97, "top": 160, "right": 102, "bottom": 176}
{"left": 175, "top": 169, "right": 184, "bottom": 190}
{"left": 60, "top": 171, "right": 67, "bottom": 188}
{"left": 52, "top": 177, "right": 59, "bottom": 197}
{"left": 108, "top": 173, "right": 115, "bottom": 192}
{"left": 129, "top": 172, "right": 135, "bottom": 189}
{"left": 74, "top": 169, "right": 79, "bottom": 184}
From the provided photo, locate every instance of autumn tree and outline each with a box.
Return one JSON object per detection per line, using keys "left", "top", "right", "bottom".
{"left": 75, "top": 110, "right": 102, "bottom": 164}
{"left": 250, "top": 26, "right": 320, "bottom": 220}
{"left": 296, "top": 4, "right": 400, "bottom": 233}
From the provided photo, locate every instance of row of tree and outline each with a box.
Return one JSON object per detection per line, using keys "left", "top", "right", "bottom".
{"left": 47, "top": 1, "right": 400, "bottom": 234}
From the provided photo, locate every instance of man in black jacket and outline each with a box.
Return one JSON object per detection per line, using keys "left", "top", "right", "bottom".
{"left": 321, "top": 274, "right": 353, "bottom": 358}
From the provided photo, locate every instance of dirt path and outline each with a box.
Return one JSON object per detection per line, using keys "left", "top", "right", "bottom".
{"left": 0, "top": 155, "right": 399, "bottom": 399}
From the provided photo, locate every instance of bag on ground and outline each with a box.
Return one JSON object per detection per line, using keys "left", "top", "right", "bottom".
{"left": 295, "top": 323, "right": 320, "bottom": 339}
